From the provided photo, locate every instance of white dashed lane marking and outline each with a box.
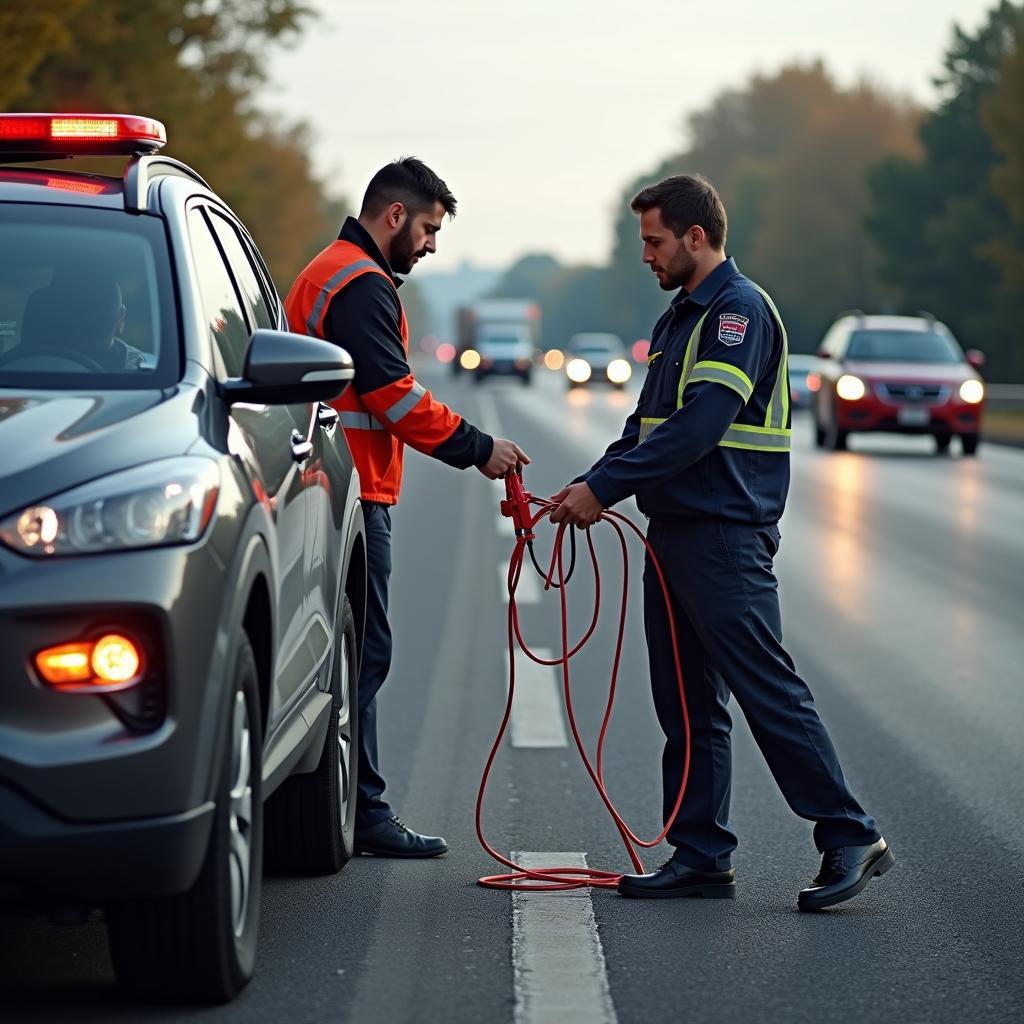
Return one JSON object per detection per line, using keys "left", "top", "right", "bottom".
{"left": 512, "top": 851, "right": 618, "bottom": 1024}
{"left": 504, "top": 648, "right": 568, "bottom": 748}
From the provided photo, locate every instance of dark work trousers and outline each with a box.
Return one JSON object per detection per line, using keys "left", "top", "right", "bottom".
{"left": 355, "top": 501, "right": 395, "bottom": 829}
{"left": 643, "top": 516, "right": 880, "bottom": 871}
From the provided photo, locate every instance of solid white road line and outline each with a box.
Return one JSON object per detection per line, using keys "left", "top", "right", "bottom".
{"left": 505, "top": 648, "right": 568, "bottom": 748}
{"left": 512, "top": 851, "right": 618, "bottom": 1024}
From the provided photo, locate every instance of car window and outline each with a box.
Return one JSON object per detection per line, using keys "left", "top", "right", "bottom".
{"left": 187, "top": 208, "right": 251, "bottom": 377}
{"left": 207, "top": 211, "right": 275, "bottom": 331}
{"left": 570, "top": 335, "right": 623, "bottom": 354}
{"left": 846, "top": 329, "right": 962, "bottom": 364}
{"left": 0, "top": 204, "right": 178, "bottom": 388}
{"left": 479, "top": 334, "right": 527, "bottom": 348}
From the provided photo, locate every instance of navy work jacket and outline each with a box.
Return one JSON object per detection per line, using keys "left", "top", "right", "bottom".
{"left": 585, "top": 258, "right": 791, "bottom": 525}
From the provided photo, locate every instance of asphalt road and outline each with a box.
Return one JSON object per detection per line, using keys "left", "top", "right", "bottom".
{"left": 2, "top": 360, "right": 1022, "bottom": 1023}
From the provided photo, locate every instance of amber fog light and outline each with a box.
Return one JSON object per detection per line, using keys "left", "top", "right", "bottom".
{"left": 35, "top": 633, "right": 144, "bottom": 692}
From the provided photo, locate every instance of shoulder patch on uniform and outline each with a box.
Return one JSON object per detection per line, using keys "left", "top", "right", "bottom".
{"left": 718, "top": 313, "right": 749, "bottom": 346}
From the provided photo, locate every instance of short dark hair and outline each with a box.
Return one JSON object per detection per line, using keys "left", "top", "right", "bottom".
{"left": 630, "top": 174, "right": 727, "bottom": 249}
{"left": 360, "top": 156, "right": 457, "bottom": 219}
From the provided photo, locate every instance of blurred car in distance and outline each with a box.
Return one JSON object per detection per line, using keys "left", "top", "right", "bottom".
{"left": 565, "top": 332, "right": 632, "bottom": 389}
{"left": 788, "top": 352, "right": 822, "bottom": 410}
{"left": 811, "top": 312, "right": 985, "bottom": 455}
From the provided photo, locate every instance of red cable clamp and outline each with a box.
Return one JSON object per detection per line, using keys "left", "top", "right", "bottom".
{"left": 501, "top": 470, "right": 535, "bottom": 541}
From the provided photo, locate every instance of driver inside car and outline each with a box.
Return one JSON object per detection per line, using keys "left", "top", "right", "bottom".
{"left": 9, "top": 268, "right": 149, "bottom": 372}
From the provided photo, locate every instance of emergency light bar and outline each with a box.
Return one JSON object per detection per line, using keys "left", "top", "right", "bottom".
{"left": 0, "top": 114, "right": 166, "bottom": 158}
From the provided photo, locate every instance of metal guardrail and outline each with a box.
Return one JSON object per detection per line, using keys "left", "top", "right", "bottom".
{"left": 986, "top": 384, "right": 1024, "bottom": 410}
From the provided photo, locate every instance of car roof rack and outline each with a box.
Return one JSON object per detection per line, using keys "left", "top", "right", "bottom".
{"left": 123, "top": 154, "right": 211, "bottom": 213}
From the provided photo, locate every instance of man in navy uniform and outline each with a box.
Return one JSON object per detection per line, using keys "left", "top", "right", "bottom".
{"left": 550, "top": 174, "right": 893, "bottom": 910}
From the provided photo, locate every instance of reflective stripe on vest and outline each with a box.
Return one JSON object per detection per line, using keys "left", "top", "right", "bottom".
{"left": 381, "top": 381, "right": 426, "bottom": 425}
{"left": 643, "top": 288, "right": 790, "bottom": 453}
{"left": 305, "top": 258, "right": 380, "bottom": 337}
{"left": 339, "top": 411, "right": 385, "bottom": 431}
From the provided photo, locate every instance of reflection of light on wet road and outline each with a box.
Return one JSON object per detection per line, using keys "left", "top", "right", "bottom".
{"left": 567, "top": 389, "right": 591, "bottom": 408}
{"left": 821, "top": 452, "right": 869, "bottom": 623}
{"left": 955, "top": 459, "right": 981, "bottom": 534}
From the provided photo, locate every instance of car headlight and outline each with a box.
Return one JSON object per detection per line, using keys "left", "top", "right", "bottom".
{"left": 606, "top": 358, "right": 632, "bottom": 384}
{"left": 959, "top": 379, "right": 984, "bottom": 404}
{"left": 566, "top": 358, "right": 592, "bottom": 383}
{"left": 460, "top": 349, "right": 481, "bottom": 371}
{"left": 0, "top": 457, "right": 220, "bottom": 557}
{"left": 836, "top": 374, "right": 866, "bottom": 401}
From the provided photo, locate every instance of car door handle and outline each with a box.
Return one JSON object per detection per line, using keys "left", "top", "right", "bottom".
{"left": 290, "top": 429, "right": 314, "bottom": 463}
{"left": 317, "top": 404, "right": 339, "bottom": 431}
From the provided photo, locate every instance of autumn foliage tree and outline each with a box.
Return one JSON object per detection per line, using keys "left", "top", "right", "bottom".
{"left": 2, "top": 1, "right": 345, "bottom": 289}
{"left": 868, "top": 1, "right": 1024, "bottom": 380}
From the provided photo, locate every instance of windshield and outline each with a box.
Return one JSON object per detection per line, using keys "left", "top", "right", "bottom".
{"left": 0, "top": 204, "right": 178, "bottom": 389}
{"left": 570, "top": 334, "right": 623, "bottom": 355}
{"left": 479, "top": 334, "right": 528, "bottom": 349}
{"left": 846, "top": 329, "right": 962, "bottom": 364}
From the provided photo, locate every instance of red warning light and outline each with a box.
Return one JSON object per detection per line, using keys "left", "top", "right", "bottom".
{"left": 0, "top": 114, "right": 166, "bottom": 156}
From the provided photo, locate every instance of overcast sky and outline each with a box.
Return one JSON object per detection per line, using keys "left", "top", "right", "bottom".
{"left": 265, "top": 0, "right": 994, "bottom": 271}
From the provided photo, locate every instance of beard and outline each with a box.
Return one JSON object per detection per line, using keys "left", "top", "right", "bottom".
{"left": 657, "top": 247, "right": 698, "bottom": 291}
{"left": 390, "top": 219, "right": 426, "bottom": 275}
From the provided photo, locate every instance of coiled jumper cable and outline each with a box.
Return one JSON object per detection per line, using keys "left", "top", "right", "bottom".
{"left": 475, "top": 471, "right": 691, "bottom": 891}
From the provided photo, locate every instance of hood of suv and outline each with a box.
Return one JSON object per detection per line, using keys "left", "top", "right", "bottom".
{"left": 0, "top": 386, "right": 202, "bottom": 517}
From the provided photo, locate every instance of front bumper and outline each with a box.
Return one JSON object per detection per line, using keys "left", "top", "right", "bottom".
{"left": 835, "top": 394, "right": 982, "bottom": 434}
{"left": 0, "top": 784, "right": 213, "bottom": 900}
{"left": 0, "top": 538, "right": 229, "bottom": 826}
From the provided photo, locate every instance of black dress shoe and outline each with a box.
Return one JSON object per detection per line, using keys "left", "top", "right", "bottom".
{"left": 618, "top": 859, "right": 736, "bottom": 899}
{"left": 354, "top": 816, "right": 448, "bottom": 858}
{"left": 798, "top": 837, "right": 894, "bottom": 911}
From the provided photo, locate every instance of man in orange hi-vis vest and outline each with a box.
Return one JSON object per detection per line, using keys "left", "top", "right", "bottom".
{"left": 285, "top": 158, "right": 528, "bottom": 858}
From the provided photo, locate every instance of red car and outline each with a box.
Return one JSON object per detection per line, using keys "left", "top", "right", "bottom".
{"left": 810, "top": 313, "right": 985, "bottom": 455}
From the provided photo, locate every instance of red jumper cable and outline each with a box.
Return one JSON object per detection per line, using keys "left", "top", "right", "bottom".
{"left": 475, "top": 469, "right": 691, "bottom": 891}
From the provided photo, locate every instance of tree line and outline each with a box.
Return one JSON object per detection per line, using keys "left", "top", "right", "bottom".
{"left": 492, "top": 0, "right": 1024, "bottom": 381}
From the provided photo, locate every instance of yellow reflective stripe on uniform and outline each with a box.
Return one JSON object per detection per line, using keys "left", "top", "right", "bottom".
{"left": 676, "top": 310, "right": 710, "bottom": 408}
{"left": 718, "top": 423, "right": 791, "bottom": 451}
{"left": 687, "top": 360, "right": 754, "bottom": 402}
{"left": 647, "top": 351, "right": 663, "bottom": 366}
{"left": 639, "top": 417, "right": 665, "bottom": 443}
{"left": 752, "top": 284, "right": 790, "bottom": 430}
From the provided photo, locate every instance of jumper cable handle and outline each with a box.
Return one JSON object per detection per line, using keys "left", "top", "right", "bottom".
{"left": 500, "top": 468, "right": 535, "bottom": 541}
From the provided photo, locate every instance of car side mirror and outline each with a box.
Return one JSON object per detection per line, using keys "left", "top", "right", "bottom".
{"left": 966, "top": 349, "right": 986, "bottom": 370}
{"left": 221, "top": 329, "right": 354, "bottom": 405}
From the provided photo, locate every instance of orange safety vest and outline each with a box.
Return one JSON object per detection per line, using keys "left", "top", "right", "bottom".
{"left": 284, "top": 240, "right": 463, "bottom": 504}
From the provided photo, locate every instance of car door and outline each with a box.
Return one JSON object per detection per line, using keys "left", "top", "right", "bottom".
{"left": 186, "top": 205, "right": 313, "bottom": 723}
{"left": 207, "top": 209, "right": 335, "bottom": 698}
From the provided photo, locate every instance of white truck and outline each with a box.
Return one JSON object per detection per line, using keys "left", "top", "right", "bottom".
{"left": 454, "top": 298, "right": 541, "bottom": 384}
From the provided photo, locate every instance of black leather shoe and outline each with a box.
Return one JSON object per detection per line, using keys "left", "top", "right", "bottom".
{"left": 798, "top": 837, "right": 894, "bottom": 911}
{"left": 618, "top": 859, "right": 736, "bottom": 899}
{"left": 354, "top": 815, "right": 448, "bottom": 858}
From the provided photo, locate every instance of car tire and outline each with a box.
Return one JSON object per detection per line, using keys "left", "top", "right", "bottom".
{"left": 825, "top": 412, "right": 848, "bottom": 451}
{"left": 961, "top": 432, "right": 980, "bottom": 456}
{"left": 934, "top": 433, "right": 952, "bottom": 455}
{"left": 264, "top": 596, "right": 359, "bottom": 875}
{"left": 106, "top": 636, "right": 263, "bottom": 1004}
{"left": 813, "top": 415, "right": 826, "bottom": 448}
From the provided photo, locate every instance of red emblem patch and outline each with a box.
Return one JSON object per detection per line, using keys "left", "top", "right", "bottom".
{"left": 718, "top": 314, "right": 749, "bottom": 346}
